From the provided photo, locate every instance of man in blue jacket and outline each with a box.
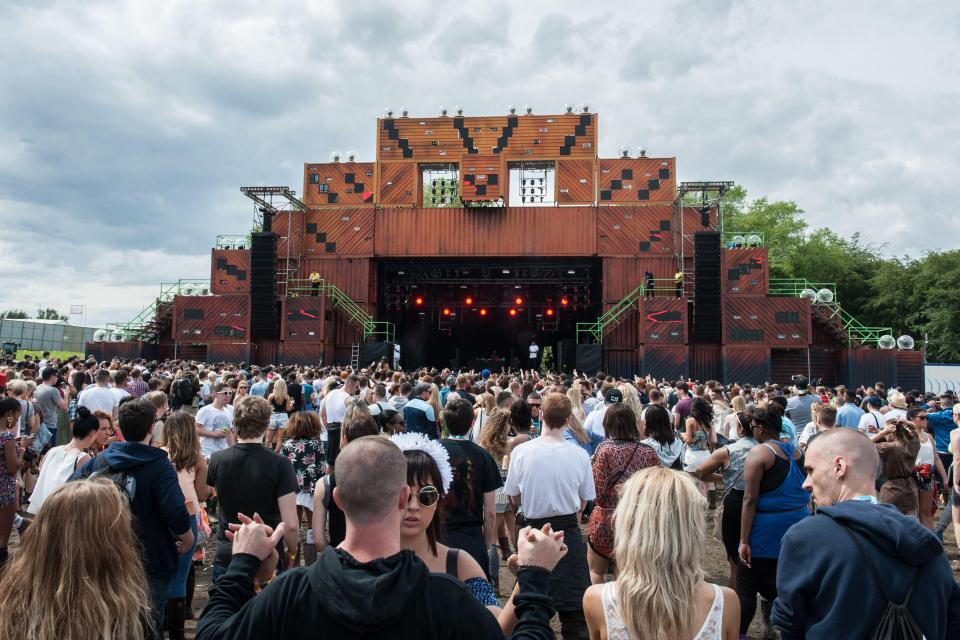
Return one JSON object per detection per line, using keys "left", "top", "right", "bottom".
{"left": 772, "top": 428, "right": 960, "bottom": 639}
{"left": 76, "top": 399, "right": 194, "bottom": 639}
{"left": 403, "top": 382, "right": 438, "bottom": 440}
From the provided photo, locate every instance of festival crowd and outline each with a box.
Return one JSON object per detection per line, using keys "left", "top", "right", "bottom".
{"left": 0, "top": 351, "right": 957, "bottom": 639}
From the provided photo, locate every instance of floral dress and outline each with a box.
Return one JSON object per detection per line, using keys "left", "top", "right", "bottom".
{"left": 0, "top": 431, "right": 20, "bottom": 507}
{"left": 280, "top": 437, "right": 325, "bottom": 505}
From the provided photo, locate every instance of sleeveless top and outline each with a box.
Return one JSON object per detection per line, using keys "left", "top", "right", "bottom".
{"left": 751, "top": 440, "right": 809, "bottom": 558}
{"left": 915, "top": 434, "right": 935, "bottom": 467}
{"left": 722, "top": 437, "right": 758, "bottom": 493}
{"left": 601, "top": 581, "right": 723, "bottom": 640}
{"left": 27, "top": 445, "right": 85, "bottom": 515}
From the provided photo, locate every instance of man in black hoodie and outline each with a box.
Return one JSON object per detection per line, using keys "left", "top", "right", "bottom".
{"left": 197, "top": 436, "right": 564, "bottom": 639}
{"left": 772, "top": 428, "right": 960, "bottom": 639}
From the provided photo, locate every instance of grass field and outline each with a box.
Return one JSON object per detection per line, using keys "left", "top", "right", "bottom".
{"left": 7, "top": 349, "right": 84, "bottom": 361}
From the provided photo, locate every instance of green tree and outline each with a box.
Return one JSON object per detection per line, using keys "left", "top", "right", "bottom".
{"left": 721, "top": 186, "right": 807, "bottom": 276}
{"left": 35, "top": 308, "right": 67, "bottom": 321}
{"left": 0, "top": 309, "right": 30, "bottom": 319}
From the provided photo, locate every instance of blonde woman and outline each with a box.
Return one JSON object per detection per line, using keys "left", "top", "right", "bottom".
{"left": 568, "top": 386, "right": 587, "bottom": 425}
{"left": 266, "top": 378, "right": 293, "bottom": 450}
{"left": 0, "top": 479, "right": 152, "bottom": 639}
{"left": 471, "top": 391, "right": 496, "bottom": 442}
{"left": 584, "top": 467, "right": 740, "bottom": 639}
{"left": 428, "top": 383, "right": 444, "bottom": 435}
{"left": 563, "top": 394, "right": 604, "bottom": 456}
{"left": 721, "top": 395, "right": 747, "bottom": 441}
{"left": 619, "top": 383, "right": 645, "bottom": 436}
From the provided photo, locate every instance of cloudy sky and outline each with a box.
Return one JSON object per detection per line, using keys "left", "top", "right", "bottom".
{"left": 1, "top": 0, "right": 958, "bottom": 327}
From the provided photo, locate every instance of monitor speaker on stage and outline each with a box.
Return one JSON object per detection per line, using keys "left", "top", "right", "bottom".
{"left": 575, "top": 344, "right": 603, "bottom": 375}
{"left": 557, "top": 339, "right": 576, "bottom": 373}
{"left": 361, "top": 341, "right": 394, "bottom": 366}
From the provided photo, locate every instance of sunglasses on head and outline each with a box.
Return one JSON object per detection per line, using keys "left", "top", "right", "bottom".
{"left": 409, "top": 485, "right": 440, "bottom": 507}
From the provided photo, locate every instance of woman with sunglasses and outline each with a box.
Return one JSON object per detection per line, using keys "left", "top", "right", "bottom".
{"left": 393, "top": 432, "right": 527, "bottom": 634}
{"left": 907, "top": 407, "right": 948, "bottom": 530}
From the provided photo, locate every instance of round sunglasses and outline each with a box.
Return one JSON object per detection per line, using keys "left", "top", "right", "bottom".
{"left": 409, "top": 485, "right": 440, "bottom": 507}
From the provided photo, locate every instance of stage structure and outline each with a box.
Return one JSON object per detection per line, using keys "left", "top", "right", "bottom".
{"left": 91, "top": 109, "right": 922, "bottom": 387}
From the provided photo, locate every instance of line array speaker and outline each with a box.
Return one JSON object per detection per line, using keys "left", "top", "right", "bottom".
{"left": 250, "top": 233, "right": 279, "bottom": 339}
{"left": 692, "top": 232, "right": 721, "bottom": 343}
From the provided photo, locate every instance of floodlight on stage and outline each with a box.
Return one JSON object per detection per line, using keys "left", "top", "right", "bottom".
{"left": 878, "top": 335, "right": 896, "bottom": 349}
{"left": 465, "top": 296, "right": 474, "bottom": 305}
{"left": 638, "top": 148, "right": 647, "bottom": 157}
{"left": 545, "top": 308, "right": 555, "bottom": 317}
{"left": 439, "top": 106, "right": 448, "bottom": 116}
{"left": 564, "top": 103, "right": 574, "bottom": 114}
{"left": 443, "top": 308, "right": 451, "bottom": 316}
{"left": 346, "top": 151, "right": 357, "bottom": 162}
{"left": 400, "top": 107, "right": 408, "bottom": 116}
{"left": 731, "top": 235, "right": 746, "bottom": 247}
{"left": 507, "top": 105, "right": 517, "bottom": 115}
{"left": 582, "top": 104, "right": 590, "bottom": 113}
{"left": 897, "top": 335, "right": 915, "bottom": 350}
{"left": 455, "top": 105, "right": 463, "bottom": 116}
{"left": 618, "top": 146, "right": 629, "bottom": 158}
{"left": 415, "top": 296, "right": 424, "bottom": 306}
{"left": 509, "top": 309, "right": 518, "bottom": 317}
{"left": 330, "top": 150, "right": 342, "bottom": 162}
{"left": 479, "top": 309, "right": 488, "bottom": 316}
{"left": 560, "top": 297, "right": 569, "bottom": 306}
{"left": 515, "top": 297, "right": 524, "bottom": 305}
{"left": 524, "top": 104, "right": 533, "bottom": 115}
{"left": 384, "top": 107, "right": 393, "bottom": 117}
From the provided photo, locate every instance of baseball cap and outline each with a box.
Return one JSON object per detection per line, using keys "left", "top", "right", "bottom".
{"left": 865, "top": 396, "right": 882, "bottom": 408}
{"left": 604, "top": 388, "right": 623, "bottom": 404}
{"left": 414, "top": 382, "right": 432, "bottom": 396}
{"left": 481, "top": 369, "right": 491, "bottom": 379}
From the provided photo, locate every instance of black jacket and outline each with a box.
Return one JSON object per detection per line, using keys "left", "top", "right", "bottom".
{"left": 197, "top": 547, "right": 555, "bottom": 639}
{"left": 772, "top": 500, "right": 960, "bottom": 639}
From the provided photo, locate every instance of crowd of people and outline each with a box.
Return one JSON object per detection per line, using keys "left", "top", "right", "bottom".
{"left": 0, "top": 351, "right": 958, "bottom": 638}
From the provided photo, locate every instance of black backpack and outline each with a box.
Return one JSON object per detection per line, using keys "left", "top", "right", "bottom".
{"left": 85, "top": 454, "right": 137, "bottom": 507}
{"left": 833, "top": 519, "right": 924, "bottom": 640}
{"left": 173, "top": 378, "right": 195, "bottom": 407}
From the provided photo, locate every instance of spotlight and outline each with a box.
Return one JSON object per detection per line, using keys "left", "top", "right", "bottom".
{"left": 346, "top": 150, "right": 357, "bottom": 162}
{"left": 442, "top": 308, "right": 451, "bottom": 316}
{"left": 582, "top": 103, "right": 591, "bottom": 113}
{"left": 465, "top": 296, "right": 474, "bottom": 305}
{"left": 638, "top": 148, "right": 647, "bottom": 157}
{"left": 523, "top": 104, "right": 533, "bottom": 115}
{"left": 560, "top": 297, "right": 569, "bottom": 306}
{"left": 545, "top": 308, "right": 555, "bottom": 317}
{"left": 507, "top": 105, "right": 517, "bottom": 115}
{"left": 384, "top": 107, "right": 393, "bottom": 117}
{"left": 509, "top": 309, "right": 518, "bottom": 317}
{"left": 479, "top": 308, "right": 488, "bottom": 316}
{"left": 564, "top": 103, "right": 574, "bottom": 114}
{"left": 415, "top": 296, "right": 424, "bottom": 306}
{"left": 514, "top": 297, "right": 523, "bottom": 305}
{"left": 439, "top": 105, "right": 448, "bottom": 116}
{"left": 329, "top": 150, "right": 342, "bottom": 162}
{"left": 618, "top": 146, "right": 630, "bottom": 158}
{"left": 400, "top": 106, "right": 408, "bottom": 117}
{"left": 454, "top": 105, "right": 463, "bottom": 116}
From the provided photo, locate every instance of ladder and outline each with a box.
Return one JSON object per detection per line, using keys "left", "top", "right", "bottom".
{"left": 350, "top": 344, "right": 360, "bottom": 370}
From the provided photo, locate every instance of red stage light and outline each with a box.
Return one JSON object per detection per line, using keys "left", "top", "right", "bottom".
{"left": 509, "top": 308, "right": 517, "bottom": 317}
{"left": 415, "top": 296, "right": 424, "bottom": 305}
{"left": 560, "top": 297, "right": 569, "bottom": 306}
{"left": 442, "top": 308, "right": 451, "bottom": 316}
{"left": 465, "top": 296, "right": 474, "bottom": 305}
{"left": 479, "top": 308, "right": 488, "bottom": 316}
{"left": 514, "top": 297, "right": 524, "bottom": 305}
{"left": 545, "top": 308, "right": 555, "bottom": 316}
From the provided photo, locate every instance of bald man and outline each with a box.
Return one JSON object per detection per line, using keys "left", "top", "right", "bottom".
{"left": 771, "top": 429, "right": 960, "bottom": 639}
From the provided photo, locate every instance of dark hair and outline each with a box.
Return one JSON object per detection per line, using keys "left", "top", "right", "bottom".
{"left": 286, "top": 412, "right": 321, "bottom": 440}
{"left": 404, "top": 449, "right": 444, "bottom": 555}
{"left": 0, "top": 398, "right": 21, "bottom": 420}
{"left": 117, "top": 399, "right": 155, "bottom": 442}
{"left": 737, "top": 411, "right": 753, "bottom": 438}
{"left": 643, "top": 405, "right": 674, "bottom": 445}
{"left": 751, "top": 408, "right": 781, "bottom": 438}
{"left": 495, "top": 391, "right": 514, "bottom": 408}
{"left": 907, "top": 407, "right": 926, "bottom": 421}
{"left": 603, "top": 403, "right": 639, "bottom": 440}
{"left": 70, "top": 371, "right": 86, "bottom": 393}
{"left": 442, "top": 397, "right": 473, "bottom": 437}
{"left": 41, "top": 367, "right": 57, "bottom": 382}
{"left": 72, "top": 406, "right": 99, "bottom": 440}
{"left": 509, "top": 400, "right": 533, "bottom": 433}
{"left": 113, "top": 370, "right": 128, "bottom": 386}
{"left": 768, "top": 396, "right": 788, "bottom": 410}
{"left": 690, "top": 397, "right": 714, "bottom": 428}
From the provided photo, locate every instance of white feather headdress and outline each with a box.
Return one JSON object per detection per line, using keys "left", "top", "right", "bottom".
{"left": 389, "top": 432, "right": 453, "bottom": 493}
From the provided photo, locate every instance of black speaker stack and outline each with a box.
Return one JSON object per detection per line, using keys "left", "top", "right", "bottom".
{"left": 250, "top": 232, "right": 279, "bottom": 339}
{"left": 692, "top": 232, "right": 722, "bottom": 343}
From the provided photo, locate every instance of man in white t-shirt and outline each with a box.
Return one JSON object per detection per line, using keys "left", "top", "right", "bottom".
{"left": 583, "top": 387, "right": 623, "bottom": 438}
{"left": 858, "top": 396, "right": 885, "bottom": 435}
{"left": 504, "top": 392, "right": 595, "bottom": 638}
{"left": 78, "top": 369, "right": 120, "bottom": 419}
{"left": 528, "top": 340, "right": 539, "bottom": 367}
{"left": 320, "top": 375, "right": 358, "bottom": 470}
{"left": 110, "top": 370, "right": 132, "bottom": 405}
{"left": 195, "top": 383, "right": 235, "bottom": 458}
{"left": 881, "top": 391, "right": 909, "bottom": 425}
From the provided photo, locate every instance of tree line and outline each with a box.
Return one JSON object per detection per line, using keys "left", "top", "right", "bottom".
{"left": 0, "top": 309, "right": 68, "bottom": 321}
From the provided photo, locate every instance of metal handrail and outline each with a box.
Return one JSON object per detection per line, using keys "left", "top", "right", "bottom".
{"left": 288, "top": 278, "right": 395, "bottom": 343}
{"left": 216, "top": 235, "right": 251, "bottom": 249}
{"left": 576, "top": 278, "right": 680, "bottom": 344}
{"left": 107, "top": 279, "right": 210, "bottom": 338}
{"left": 769, "top": 277, "right": 890, "bottom": 346}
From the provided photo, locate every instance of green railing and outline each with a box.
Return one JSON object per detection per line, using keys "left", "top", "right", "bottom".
{"left": 722, "top": 231, "right": 765, "bottom": 247}
{"left": 769, "top": 277, "right": 891, "bottom": 347}
{"left": 288, "top": 278, "right": 395, "bottom": 343}
{"left": 216, "top": 235, "right": 251, "bottom": 249}
{"left": 107, "top": 279, "right": 210, "bottom": 338}
{"left": 576, "top": 278, "right": 679, "bottom": 344}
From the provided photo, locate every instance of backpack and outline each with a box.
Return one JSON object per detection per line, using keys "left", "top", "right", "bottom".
{"left": 85, "top": 454, "right": 137, "bottom": 507}
{"left": 834, "top": 520, "right": 924, "bottom": 640}
{"left": 173, "top": 378, "right": 195, "bottom": 407}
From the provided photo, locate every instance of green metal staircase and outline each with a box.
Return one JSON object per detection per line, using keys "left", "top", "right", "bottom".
{"left": 577, "top": 279, "right": 679, "bottom": 344}
{"left": 288, "top": 279, "right": 395, "bottom": 343}
{"left": 108, "top": 279, "right": 210, "bottom": 342}
{"left": 769, "top": 278, "right": 891, "bottom": 347}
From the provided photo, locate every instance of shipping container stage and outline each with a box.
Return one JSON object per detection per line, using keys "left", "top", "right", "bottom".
{"left": 88, "top": 110, "right": 922, "bottom": 388}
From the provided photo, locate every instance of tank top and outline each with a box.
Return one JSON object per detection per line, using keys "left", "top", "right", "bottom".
{"left": 601, "top": 581, "right": 723, "bottom": 640}
{"left": 915, "top": 433, "right": 935, "bottom": 467}
{"left": 722, "top": 437, "right": 758, "bottom": 493}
